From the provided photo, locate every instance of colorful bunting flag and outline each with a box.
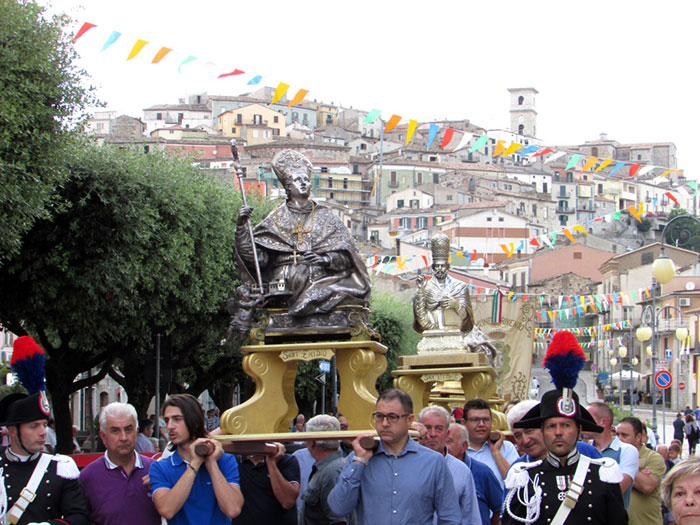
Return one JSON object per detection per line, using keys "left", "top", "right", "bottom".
{"left": 247, "top": 75, "right": 262, "bottom": 85}
{"left": 287, "top": 89, "right": 309, "bottom": 108}
{"left": 271, "top": 83, "right": 290, "bottom": 104}
{"left": 218, "top": 68, "right": 245, "bottom": 79}
{"left": 363, "top": 109, "right": 381, "bottom": 124}
{"left": 152, "top": 47, "right": 173, "bottom": 64}
{"left": 126, "top": 39, "right": 148, "bottom": 61}
{"left": 440, "top": 128, "right": 455, "bottom": 149}
{"left": 73, "top": 22, "right": 96, "bottom": 41}
{"left": 426, "top": 124, "right": 439, "bottom": 150}
{"left": 100, "top": 31, "right": 122, "bottom": 53}
{"left": 469, "top": 135, "right": 489, "bottom": 154}
{"left": 406, "top": 120, "right": 418, "bottom": 145}
{"left": 384, "top": 115, "right": 401, "bottom": 132}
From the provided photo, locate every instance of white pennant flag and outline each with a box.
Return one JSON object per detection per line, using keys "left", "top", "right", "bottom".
{"left": 452, "top": 132, "right": 473, "bottom": 152}
{"left": 544, "top": 151, "right": 567, "bottom": 164}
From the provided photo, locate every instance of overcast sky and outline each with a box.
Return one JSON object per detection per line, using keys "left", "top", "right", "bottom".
{"left": 42, "top": 0, "right": 698, "bottom": 179}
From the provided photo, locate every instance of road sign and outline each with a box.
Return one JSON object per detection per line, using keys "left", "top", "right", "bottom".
{"left": 656, "top": 359, "right": 670, "bottom": 371}
{"left": 591, "top": 363, "right": 598, "bottom": 372}
{"left": 654, "top": 370, "right": 673, "bottom": 390}
{"left": 680, "top": 382, "right": 686, "bottom": 390}
{"left": 319, "top": 360, "right": 331, "bottom": 373}
{"left": 665, "top": 349, "right": 673, "bottom": 360}
{"left": 598, "top": 372, "right": 609, "bottom": 384}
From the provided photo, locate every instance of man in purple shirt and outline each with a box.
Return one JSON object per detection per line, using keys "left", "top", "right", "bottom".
{"left": 79, "top": 402, "right": 161, "bottom": 525}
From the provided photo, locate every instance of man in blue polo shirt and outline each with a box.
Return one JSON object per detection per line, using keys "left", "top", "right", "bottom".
{"left": 80, "top": 402, "right": 161, "bottom": 525}
{"left": 149, "top": 394, "right": 244, "bottom": 524}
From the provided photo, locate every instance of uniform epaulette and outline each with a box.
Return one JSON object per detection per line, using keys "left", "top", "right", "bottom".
{"left": 587, "top": 456, "right": 623, "bottom": 484}
{"left": 51, "top": 453, "right": 79, "bottom": 480}
{"left": 505, "top": 459, "right": 542, "bottom": 489}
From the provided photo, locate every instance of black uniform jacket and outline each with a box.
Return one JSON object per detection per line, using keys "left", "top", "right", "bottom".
{"left": 502, "top": 451, "right": 628, "bottom": 525}
{"left": 1, "top": 451, "right": 89, "bottom": 525}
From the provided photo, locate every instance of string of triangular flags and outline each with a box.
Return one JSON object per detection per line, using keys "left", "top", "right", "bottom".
{"left": 71, "top": 22, "right": 309, "bottom": 109}
{"left": 534, "top": 322, "right": 631, "bottom": 339}
{"left": 70, "top": 21, "right": 690, "bottom": 184}
{"left": 535, "top": 289, "right": 653, "bottom": 321}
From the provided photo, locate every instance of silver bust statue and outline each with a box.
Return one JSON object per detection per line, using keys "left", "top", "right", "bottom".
{"left": 413, "top": 233, "right": 474, "bottom": 334}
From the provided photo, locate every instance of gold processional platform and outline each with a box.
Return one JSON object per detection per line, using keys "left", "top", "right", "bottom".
{"left": 220, "top": 338, "right": 387, "bottom": 435}
{"left": 391, "top": 329, "right": 508, "bottom": 430}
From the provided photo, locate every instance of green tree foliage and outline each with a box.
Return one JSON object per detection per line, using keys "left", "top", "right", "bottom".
{"left": 0, "top": 0, "right": 95, "bottom": 263}
{"left": 0, "top": 141, "right": 266, "bottom": 452}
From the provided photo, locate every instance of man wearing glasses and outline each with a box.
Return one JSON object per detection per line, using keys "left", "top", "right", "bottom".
{"left": 464, "top": 399, "right": 518, "bottom": 483}
{"left": 328, "top": 389, "right": 461, "bottom": 524}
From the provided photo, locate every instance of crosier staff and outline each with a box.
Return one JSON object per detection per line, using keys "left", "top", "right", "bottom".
{"left": 231, "top": 139, "right": 264, "bottom": 292}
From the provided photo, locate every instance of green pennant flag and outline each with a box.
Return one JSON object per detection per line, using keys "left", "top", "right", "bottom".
{"left": 690, "top": 180, "right": 697, "bottom": 196}
{"left": 363, "top": 109, "right": 381, "bottom": 124}
{"left": 469, "top": 135, "right": 490, "bottom": 154}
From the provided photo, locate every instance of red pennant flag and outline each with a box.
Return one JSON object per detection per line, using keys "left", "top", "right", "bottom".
{"left": 529, "top": 238, "right": 540, "bottom": 247}
{"left": 440, "top": 128, "right": 455, "bottom": 149}
{"left": 531, "top": 147, "right": 553, "bottom": 158}
{"left": 628, "top": 164, "right": 642, "bottom": 177}
{"left": 218, "top": 69, "right": 245, "bottom": 79}
{"left": 421, "top": 255, "right": 429, "bottom": 269}
{"left": 73, "top": 22, "right": 96, "bottom": 41}
{"left": 665, "top": 192, "right": 680, "bottom": 206}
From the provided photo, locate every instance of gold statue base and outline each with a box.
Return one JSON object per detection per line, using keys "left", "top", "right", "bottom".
{"left": 220, "top": 339, "right": 387, "bottom": 434}
{"left": 391, "top": 349, "right": 507, "bottom": 429}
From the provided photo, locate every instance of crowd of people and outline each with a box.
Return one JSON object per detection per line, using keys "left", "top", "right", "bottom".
{"left": 4, "top": 384, "right": 700, "bottom": 524}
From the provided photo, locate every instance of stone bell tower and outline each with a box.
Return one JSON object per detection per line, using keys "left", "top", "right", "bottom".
{"left": 508, "top": 87, "right": 538, "bottom": 138}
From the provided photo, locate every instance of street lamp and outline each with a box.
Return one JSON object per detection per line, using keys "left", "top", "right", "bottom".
{"left": 636, "top": 214, "right": 700, "bottom": 438}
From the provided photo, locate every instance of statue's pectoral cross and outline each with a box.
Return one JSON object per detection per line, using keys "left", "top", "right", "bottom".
{"left": 290, "top": 217, "right": 311, "bottom": 265}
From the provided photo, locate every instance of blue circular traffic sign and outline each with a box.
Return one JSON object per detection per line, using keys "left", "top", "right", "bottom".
{"left": 654, "top": 370, "right": 672, "bottom": 390}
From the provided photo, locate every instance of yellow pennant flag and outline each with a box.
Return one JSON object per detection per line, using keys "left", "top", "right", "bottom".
{"left": 562, "top": 229, "right": 576, "bottom": 243}
{"left": 384, "top": 115, "right": 401, "bottom": 132}
{"left": 500, "top": 243, "right": 515, "bottom": 258}
{"left": 502, "top": 143, "right": 523, "bottom": 157}
{"left": 573, "top": 225, "right": 588, "bottom": 235}
{"left": 492, "top": 140, "right": 507, "bottom": 157}
{"left": 287, "top": 88, "right": 309, "bottom": 108}
{"left": 661, "top": 169, "right": 681, "bottom": 178}
{"left": 406, "top": 120, "right": 418, "bottom": 145}
{"left": 582, "top": 157, "right": 598, "bottom": 172}
{"left": 396, "top": 257, "right": 406, "bottom": 268}
{"left": 151, "top": 47, "right": 173, "bottom": 64}
{"left": 627, "top": 203, "right": 644, "bottom": 222}
{"left": 271, "top": 83, "right": 290, "bottom": 104}
{"left": 594, "top": 159, "right": 613, "bottom": 173}
{"left": 127, "top": 39, "right": 148, "bottom": 61}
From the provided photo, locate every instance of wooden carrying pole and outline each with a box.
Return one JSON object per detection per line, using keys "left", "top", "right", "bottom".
{"left": 197, "top": 430, "right": 421, "bottom": 456}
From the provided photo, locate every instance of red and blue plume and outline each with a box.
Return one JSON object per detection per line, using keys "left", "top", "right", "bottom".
{"left": 11, "top": 336, "right": 46, "bottom": 394}
{"left": 543, "top": 331, "right": 586, "bottom": 390}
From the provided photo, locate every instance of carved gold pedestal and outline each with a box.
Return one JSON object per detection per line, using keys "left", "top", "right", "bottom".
{"left": 391, "top": 351, "right": 506, "bottom": 429}
{"left": 220, "top": 340, "right": 387, "bottom": 434}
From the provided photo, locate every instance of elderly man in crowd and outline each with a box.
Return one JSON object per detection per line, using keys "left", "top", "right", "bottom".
{"left": 587, "top": 401, "right": 639, "bottom": 510}
{"left": 328, "top": 388, "right": 461, "bottom": 524}
{"left": 616, "top": 416, "right": 666, "bottom": 525}
{"left": 464, "top": 398, "right": 518, "bottom": 483}
{"left": 299, "top": 414, "right": 353, "bottom": 525}
{"left": 446, "top": 423, "right": 503, "bottom": 525}
{"left": 419, "top": 406, "right": 481, "bottom": 525}
{"left": 80, "top": 402, "right": 161, "bottom": 525}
